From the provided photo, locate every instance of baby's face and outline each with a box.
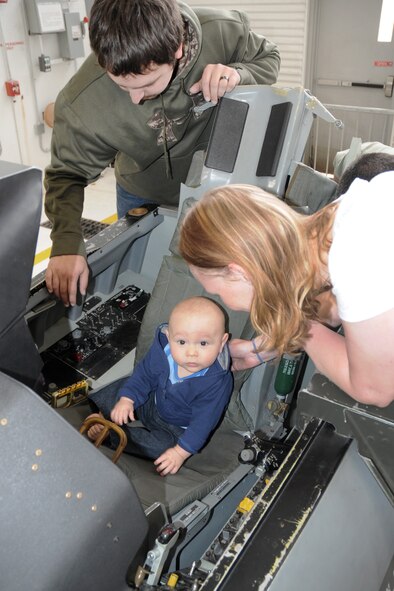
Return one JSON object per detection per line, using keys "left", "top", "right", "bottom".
{"left": 167, "top": 311, "right": 228, "bottom": 377}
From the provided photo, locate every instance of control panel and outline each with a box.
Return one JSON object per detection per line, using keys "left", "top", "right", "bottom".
{"left": 41, "top": 285, "right": 150, "bottom": 395}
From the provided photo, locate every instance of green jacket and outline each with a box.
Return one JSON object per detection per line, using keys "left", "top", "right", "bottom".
{"left": 45, "top": 3, "right": 280, "bottom": 257}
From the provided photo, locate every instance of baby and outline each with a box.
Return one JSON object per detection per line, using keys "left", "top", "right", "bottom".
{"left": 87, "top": 296, "right": 233, "bottom": 475}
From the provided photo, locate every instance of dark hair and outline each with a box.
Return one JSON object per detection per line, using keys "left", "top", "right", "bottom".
{"left": 89, "top": 0, "right": 184, "bottom": 75}
{"left": 336, "top": 152, "right": 394, "bottom": 196}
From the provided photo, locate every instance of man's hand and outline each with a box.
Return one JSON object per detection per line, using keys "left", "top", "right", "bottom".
{"left": 46, "top": 254, "right": 89, "bottom": 307}
{"left": 154, "top": 444, "right": 191, "bottom": 476}
{"left": 110, "top": 397, "right": 135, "bottom": 425}
{"left": 189, "top": 64, "right": 241, "bottom": 104}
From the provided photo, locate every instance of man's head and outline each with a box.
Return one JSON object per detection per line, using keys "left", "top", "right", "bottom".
{"left": 90, "top": 0, "right": 184, "bottom": 76}
{"left": 336, "top": 152, "right": 394, "bottom": 196}
{"left": 165, "top": 297, "right": 229, "bottom": 376}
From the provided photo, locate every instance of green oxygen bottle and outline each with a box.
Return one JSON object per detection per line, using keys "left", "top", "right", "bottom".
{"left": 274, "top": 353, "right": 301, "bottom": 397}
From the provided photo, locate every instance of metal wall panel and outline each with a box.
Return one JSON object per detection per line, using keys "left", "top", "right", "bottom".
{"left": 187, "top": 0, "right": 308, "bottom": 87}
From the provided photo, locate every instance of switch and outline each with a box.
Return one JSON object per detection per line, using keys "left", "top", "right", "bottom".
{"left": 39, "top": 54, "right": 51, "bottom": 72}
{"left": 5, "top": 80, "right": 21, "bottom": 97}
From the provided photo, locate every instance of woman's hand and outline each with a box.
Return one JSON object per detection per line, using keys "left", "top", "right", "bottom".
{"left": 229, "top": 338, "right": 276, "bottom": 371}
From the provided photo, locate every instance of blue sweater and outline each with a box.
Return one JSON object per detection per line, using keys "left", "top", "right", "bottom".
{"left": 118, "top": 324, "right": 233, "bottom": 454}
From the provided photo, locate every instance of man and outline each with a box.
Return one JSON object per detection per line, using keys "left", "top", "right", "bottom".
{"left": 45, "top": 0, "right": 280, "bottom": 306}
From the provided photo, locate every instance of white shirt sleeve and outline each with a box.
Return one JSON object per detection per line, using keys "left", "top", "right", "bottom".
{"left": 328, "top": 171, "right": 394, "bottom": 322}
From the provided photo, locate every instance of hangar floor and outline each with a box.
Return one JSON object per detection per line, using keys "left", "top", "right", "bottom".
{"left": 33, "top": 166, "right": 117, "bottom": 277}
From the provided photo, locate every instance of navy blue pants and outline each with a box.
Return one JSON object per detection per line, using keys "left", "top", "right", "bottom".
{"left": 89, "top": 377, "right": 185, "bottom": 460}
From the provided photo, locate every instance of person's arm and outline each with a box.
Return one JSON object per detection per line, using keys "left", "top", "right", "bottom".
{"left": 229, "top": 337, "right": 277, "bottom": 371}
{"left": 175, "top": 372, "right": 234, "bottom": 455}
{"left": 44, "top": 87, "right": 117, "bottom": 305}
{"left": 117, "top": 336, "right": 161, "bottom": 407}
{"left": 154, "top": 445, "right": 192, "bottom": 476}
{"left": 226, "top": 26, "right": 280, "bottom": 86}
{"left": 110, "top": 396, "right": 135, "bottom": 425}
{"left": 154, "top": 375, "right": 232, "bottom": 476}
{"left": 46, "top": 255, "right": 89, "bottom": 307}
{"left": 189, "top": 13, "right": 280, "bottom": 104}
{"left": 304, "top": 310, "right": 394, "bottom": 408}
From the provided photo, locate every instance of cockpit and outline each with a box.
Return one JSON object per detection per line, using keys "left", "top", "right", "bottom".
{"left": 1, "top": 86, "right": 393, "bottom": 591}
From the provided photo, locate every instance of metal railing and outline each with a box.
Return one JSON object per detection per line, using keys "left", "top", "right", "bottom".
{"left": 305, "top": 104, "right": 394, "bottom": 175}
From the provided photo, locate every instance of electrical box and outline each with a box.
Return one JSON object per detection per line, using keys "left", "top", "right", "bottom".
{"left": 58, "top": 11, "right": 84, "bottom": 59}
{"left": 38, "top": 54, "right": 51, "bottom": 72}
{"left": 24, "top": 0, "right": 65, "bottom": 34}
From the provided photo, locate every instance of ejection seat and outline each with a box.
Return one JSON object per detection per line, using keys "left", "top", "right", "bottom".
{"left": 68, "top": 196, "right": 257, "bottom": 516}
{"left": 100, "top": 207, "right": 260, "bottom": 512}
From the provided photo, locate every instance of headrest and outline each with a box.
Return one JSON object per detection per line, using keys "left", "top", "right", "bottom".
{"left": 168, "top": 197, "right": 197, "bottom": 256}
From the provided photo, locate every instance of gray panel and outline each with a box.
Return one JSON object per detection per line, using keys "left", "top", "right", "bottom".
{"left": 256, "top": 101, "right": 292, "bottom": 176}
{"left": 0, "top": 371, "right": 148, "bottom": 590}
{"left": 59, "top": 11, "right": 85, "bottom": 59}
{"left": 0, "top": 162, "right": 43, "bottom": 388}
{"left": 205, "top": 97, "right": 249, "bottom": 173}
{"left": 269, "top": 441, "right": 394, "bottom": 591}
{"left": 297, "top": 373, "right": 394, "bottom": 502}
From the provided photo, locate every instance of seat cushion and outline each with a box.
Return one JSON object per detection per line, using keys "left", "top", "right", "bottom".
{"left": 111, "top": 425, "right": 245, "bottom": 513}
{"left": 59, "top": 403, "right": 245, "bottom": 515}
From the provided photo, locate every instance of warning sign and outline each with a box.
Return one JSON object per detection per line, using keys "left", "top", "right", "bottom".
{"left": 374, "top": 60, "right": 393, "bottom": 67}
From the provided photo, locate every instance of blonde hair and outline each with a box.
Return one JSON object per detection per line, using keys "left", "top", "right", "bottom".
{"left": 179, "top": 184, "right": 337, "bottom": 355}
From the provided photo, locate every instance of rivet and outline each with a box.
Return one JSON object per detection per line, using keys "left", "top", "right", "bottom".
{"left": 31, "top": 464, "right": 39, "bottom": 471}
{"left": 76, "top": 492, "right": 83, "bottom": 500}
{"left": 65, "top": 491, "right": 72, "bottom": 499}
{"left": 35, "top": 449, "right": 42, "bottom": 457}
{"left": 91, "top": 504, "right": 97, "bottom": 512}
{"left": 0, "top": 418, "right": 8, "bottom": 426}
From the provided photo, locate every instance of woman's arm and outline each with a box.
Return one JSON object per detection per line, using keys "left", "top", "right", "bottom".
{"left": 229, "top": 338, "right": 277, "bottom": 371}
{"left": 304, "top": 309, "right": 394, "bottom": 407}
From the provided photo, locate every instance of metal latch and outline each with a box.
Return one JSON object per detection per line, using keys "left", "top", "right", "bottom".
{"left": 384, "top": 75, "right": 394, "bottom": 97}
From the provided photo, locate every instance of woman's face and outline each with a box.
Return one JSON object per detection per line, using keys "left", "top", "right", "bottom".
{"left": 190, "top": 265, "right": 254, "bottom": 312}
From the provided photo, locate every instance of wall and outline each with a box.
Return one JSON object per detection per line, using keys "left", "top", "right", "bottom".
{"left": 0, "top": 0, "right": 309, "bottom": 171}
{"left": 309, "top": 0, "right": 394, "bottom": 111}
{"left": 187, "top": 0, "right": 309, "bottom": 88}
{"left": 304, "top": 0, "right": 394, "bottom": 172}
{"left": 0, "top": 0, "right": 90, "bottom": 169}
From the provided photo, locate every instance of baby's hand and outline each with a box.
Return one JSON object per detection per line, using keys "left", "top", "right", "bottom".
{"left": 154, "top": 445, "right": 191, "bottom": 476}
{"left": 110, "top": 397, "right": 135, "bottom": 425}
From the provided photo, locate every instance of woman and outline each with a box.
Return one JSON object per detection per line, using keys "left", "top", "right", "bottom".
{"left": 178, "top": 175, "right": 394, "bottom": 408}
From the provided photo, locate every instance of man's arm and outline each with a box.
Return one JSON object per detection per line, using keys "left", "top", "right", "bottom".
{"left": 190, "top": 31, "right": 280, "bottom": 103}
{"left": 228, "top": 27, "right": 281, "bottom": 86}
{"left": 46, "top": 254, "right": 89, "bottom": 307}
{"left": 44, "top": 88, "right": 117, "bottom": 305}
